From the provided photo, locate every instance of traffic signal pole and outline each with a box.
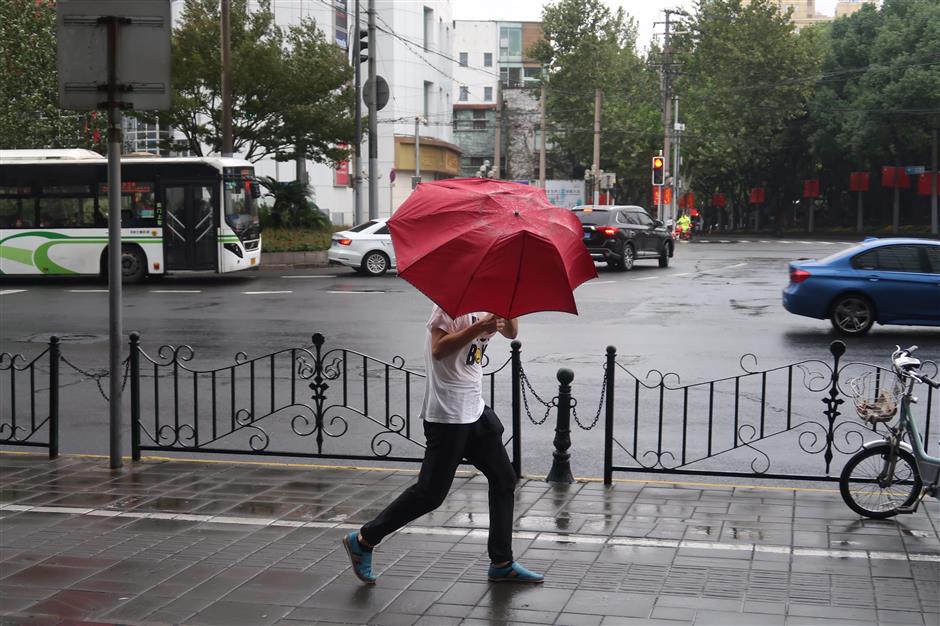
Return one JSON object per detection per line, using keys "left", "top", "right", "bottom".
{"left": 367, "top": 0, "right": 378, "bottom": 219}
{"left": 352, "top": 0, "right": 363, "bottom": 225}
{"left": 592, "top": 89, "right": 602, "bottom": 205}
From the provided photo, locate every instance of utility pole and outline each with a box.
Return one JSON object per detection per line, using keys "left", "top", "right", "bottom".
{"left": 220, "top": 0, "right": 233, "bottom": 157}
{"left": 672, "top": 94, "right": 680, "bottom": 219}
{"left": 539, "top": 78, "right": 546, "bottom": 188}
{"left": 413, "top": 115, "right": 424, "bottom": 189}
{"left": 352, "top": 0, "right": 363, "bottom": 224}
{"left": 592, "top": 88, "right": 601, "bottom": 205}
{"left": 367, "top": 0, "right": 378, "bottom": 218}
{"left": 493, "top": 80, "right": 502, "bottom": 179}
{"left": 655, "top": 9, "right": 680, "bottom": 224}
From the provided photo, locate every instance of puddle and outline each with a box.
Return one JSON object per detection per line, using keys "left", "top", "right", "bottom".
{"left": 22, "top": 333, "right": 104, "bottom": 344}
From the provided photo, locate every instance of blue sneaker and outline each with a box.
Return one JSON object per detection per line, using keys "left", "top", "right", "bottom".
{"left": 342, "top": 531, "right": 376, "bottom": 584}
{"left": 487, "top": 561, "right": 544, "bottom": 584}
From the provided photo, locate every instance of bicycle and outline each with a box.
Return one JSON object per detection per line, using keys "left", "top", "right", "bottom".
{"left": 839, "top": 345, "right": 940, "bottom": 519}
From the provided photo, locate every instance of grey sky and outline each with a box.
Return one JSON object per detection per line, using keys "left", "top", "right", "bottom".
{"left": 452, "top": 0, "right": 841, "bottom": 51}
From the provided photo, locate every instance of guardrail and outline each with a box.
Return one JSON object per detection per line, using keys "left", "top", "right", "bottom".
{"left": 0, "top": 337, "right": 59, "bottom": 459}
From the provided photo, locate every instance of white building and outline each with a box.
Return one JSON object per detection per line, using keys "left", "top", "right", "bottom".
{"left": 168, "top": 0, "right": 460, "bottom": 225}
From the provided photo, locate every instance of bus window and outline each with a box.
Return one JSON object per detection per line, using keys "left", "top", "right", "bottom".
{"left": 0, "top": 188, "right": 36, "bottom": 228}
{"left": 223, "top": 168, "right": 260, "bottom": 240}
{"left": 98, "top": 182, "right": 157, "bottom": 227}
{"left": 38, "top": 185, "right": 92, "bottom": 228}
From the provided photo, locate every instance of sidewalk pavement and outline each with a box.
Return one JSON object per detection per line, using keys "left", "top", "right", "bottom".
{"left": 0, "top": 453, "right": 937, "bottom": 626}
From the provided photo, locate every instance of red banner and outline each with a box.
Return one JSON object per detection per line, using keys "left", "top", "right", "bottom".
{"left": 802, "top": 179, "right": 820, "bottom": 199}
{"left": 334, "top": 160, "right": 349, "bottom": 187}
{"left": 849, "top": 171, "right": 870, "bottom": 192}
{"left": 882, "top": 166, "right": 911, "bottom": 189}
{"left": 749, "top": 188, "right": 765, "bottom": 204}
{"left": 678, "top": 192, "right": 695, "bottom": 210}
{"left": 652, "top": 186, "right": 673, "bottom": 206}
{"left": 918, "top": 172, "right": 939, "bottom": 196}
{"left": 711, "top": 193, "right": 726, "bottom": 208}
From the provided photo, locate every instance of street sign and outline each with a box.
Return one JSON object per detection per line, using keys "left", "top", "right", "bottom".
{"left": 363, "top": 76, "right": 390, "bottom": 111}
{"left": 905, "top": 165, "right": 926, "bottom": 175}
{"left": 57, "top": 0, "right": 171, "bottom": 111}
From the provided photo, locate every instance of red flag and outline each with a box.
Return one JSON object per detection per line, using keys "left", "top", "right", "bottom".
{"left": 802, "top": 179, "right": 820, "bottom": 199}
{"left": 749, "top": 188, "right": 765, "bottom": 204}
{"left": 918, "top": 172, "right": 938, "bottom": 196}
{"left": 849, "top": 172, "right": 870, "bottom": 193}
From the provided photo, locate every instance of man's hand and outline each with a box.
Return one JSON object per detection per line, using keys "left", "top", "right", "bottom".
{"left": 495, "top": 316, "right": 518, "bottom": 339}
{"left": 477, "top": 314, "right": 500, "bottom": 335}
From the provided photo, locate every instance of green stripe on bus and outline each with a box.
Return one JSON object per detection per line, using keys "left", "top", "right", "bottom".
{"left": 0, "top": 245, "right": 34, "bottom": 266}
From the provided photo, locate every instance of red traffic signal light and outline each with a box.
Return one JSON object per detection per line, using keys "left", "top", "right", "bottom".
{"left": 651, "top": 156, "right": 665, "bottom": 186}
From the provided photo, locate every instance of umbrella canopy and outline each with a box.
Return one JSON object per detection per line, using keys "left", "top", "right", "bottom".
{"left": 388, "top": 178, "right": 597, "bottom": 319}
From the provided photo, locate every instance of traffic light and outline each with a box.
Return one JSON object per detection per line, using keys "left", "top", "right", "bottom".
{"left": 357, "top": 28, "right": 369, "bottom": 64}
{"left": 651, "top": 155, "right": 665, "bottom": 186}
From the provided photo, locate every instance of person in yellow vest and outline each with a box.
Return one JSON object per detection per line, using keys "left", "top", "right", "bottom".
{"left": 677, "top": 212, "right": 692, "bottom": 238}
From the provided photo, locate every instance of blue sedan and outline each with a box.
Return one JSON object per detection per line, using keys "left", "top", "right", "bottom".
{"left": 783, "top": 238, "right": 940, "bottom": 335}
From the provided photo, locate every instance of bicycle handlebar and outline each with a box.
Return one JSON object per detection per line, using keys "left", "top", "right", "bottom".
{"left": 891, "top": 345, "right": 940, "bottom": 388}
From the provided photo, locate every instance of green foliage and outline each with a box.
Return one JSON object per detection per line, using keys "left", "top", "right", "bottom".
{"left": 0, "top": 0, "right": 105, "bottom": 149}
{"left": 144, "top": 0, "right": 354, "bottom": 164}
{"left": 257, "top": 176, "right": 329, "bottom": 229}
{"left": 260, "top": 227, "right": 334, "bottom": 252}
{"left": 532, "top": 0, "right": 660, "bottom": 203}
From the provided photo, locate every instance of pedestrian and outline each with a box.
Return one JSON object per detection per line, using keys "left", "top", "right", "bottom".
{"left": 342, "top": 307, "right": 544, "bottom": 585}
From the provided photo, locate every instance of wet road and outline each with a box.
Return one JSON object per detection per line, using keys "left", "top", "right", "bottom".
{"left": 2, "top": 238, "right": 937, "bottom": 479}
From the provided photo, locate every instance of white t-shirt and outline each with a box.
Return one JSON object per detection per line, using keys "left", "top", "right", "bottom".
{"left": 420, "top": 306, "right": 495, "bottom": 424}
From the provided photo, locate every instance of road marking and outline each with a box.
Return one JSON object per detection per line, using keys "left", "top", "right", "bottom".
{"left": 798, "top": 241, "right": 814, "bottom": 244}
{"left": 242, "top": 290, "right": 293, "bottom": 295}
{"left": 631, "top": 276, "right": 658, "bottom": 281}
{"left": 281, "top": 275, "right": 338, "bottom": 279}
{"left": 69, "top": 289, "right": 109, "bottom": 293}
{"left": 327, "top": 290, "right": 386, "bottom": 294}
{"left": 581, "top": 280, "right": 617, "bottom": 286}
{"left": 151, "top": 290, "right": 202, "bottom": 294}
{"left": 738, "top": 239, "right": 750, "bottom": 243}
{"left": 0, "top": 502, "right": 935, "bottom": 562}
{"left": 0, "top": 289, "right": 26, "bottom": 296}
{"left": 673, "top": 272, "right": 691, "bottom": 277}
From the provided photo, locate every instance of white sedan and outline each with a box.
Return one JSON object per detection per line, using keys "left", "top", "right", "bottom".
{"left": 327, "top": 218, "right": 397, "bottom": 276}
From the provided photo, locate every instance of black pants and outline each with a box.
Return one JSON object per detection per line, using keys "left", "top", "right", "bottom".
{"left": 360, "top": 406, "right": 516, "bottom": 564}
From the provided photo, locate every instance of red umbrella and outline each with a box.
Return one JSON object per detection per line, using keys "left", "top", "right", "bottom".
{"left": 388, "top": 178, "right": 597, "bottom": 319}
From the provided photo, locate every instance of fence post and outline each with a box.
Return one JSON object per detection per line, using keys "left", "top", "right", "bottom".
{"left": 822, "top": 340, "right": 846, "bottom": 476}
{"left": 48, "top": 336, "right": 59, "bottom": 460}
{"left": 546, "top": 368, "right": 574, "bottom": 484}
{"left": 603, "top": 345, "right": 616, "bottom": 486}
{"left": 510, "top": 340, "right": 522, "bottom": 480}
{"left": 130, "top": 332, "right": 141, "bottom": 461}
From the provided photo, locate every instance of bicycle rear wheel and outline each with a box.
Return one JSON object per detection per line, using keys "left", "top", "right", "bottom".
{"left": 839, "top": 444, "right": 922, "bottom": 519}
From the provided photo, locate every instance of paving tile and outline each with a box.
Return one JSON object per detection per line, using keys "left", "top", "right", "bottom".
{"left": 563, "top": 590, "right": 655, "bottom": 618}
{"left": 696, "top": 610, "right": 785, "bottom": 625}
{"left": 189, "top": 599, "right": 294, "bottom": 625}
{"left": 24, "top": 589, "right": 125, "bottom": 621}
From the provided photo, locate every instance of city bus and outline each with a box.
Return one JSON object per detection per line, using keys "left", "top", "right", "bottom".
{"left": 0, "top": 149, "right": 261, "bottom": 282}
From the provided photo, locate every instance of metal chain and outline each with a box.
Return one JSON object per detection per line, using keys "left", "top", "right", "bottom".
{"left": 60, "top": 355, "right": 131, "bottom": 402}
{"left": 519, "top": 368, "right": 555, "bottom": 425}
{"left": 572, "top": 368, "right": 607, "bottom": 431}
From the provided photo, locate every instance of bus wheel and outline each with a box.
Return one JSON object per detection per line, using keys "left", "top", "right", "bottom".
{"left": 120, "top": 246, "right": 147, "bottom": 283}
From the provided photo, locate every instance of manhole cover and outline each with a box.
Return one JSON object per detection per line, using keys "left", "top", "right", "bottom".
{"left": 22, "top": 333, "right": 104, "bottom": 344}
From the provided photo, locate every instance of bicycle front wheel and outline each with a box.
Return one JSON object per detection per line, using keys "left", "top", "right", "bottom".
{"left": 839, "top": 444, "right": 922, "bottom": 519}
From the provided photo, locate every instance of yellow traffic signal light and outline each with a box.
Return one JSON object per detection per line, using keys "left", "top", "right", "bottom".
{"left": 651, "top": 156, "right": 665, "bottom": 186}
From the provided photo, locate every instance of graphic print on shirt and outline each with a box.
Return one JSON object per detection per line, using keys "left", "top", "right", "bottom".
{"left": 464, "top": 314, "right": 491, "bottom": 366}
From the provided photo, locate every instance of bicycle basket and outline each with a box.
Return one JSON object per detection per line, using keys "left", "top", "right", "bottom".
{"left": 847, "top": 372, "right": 900, "bottom": 424}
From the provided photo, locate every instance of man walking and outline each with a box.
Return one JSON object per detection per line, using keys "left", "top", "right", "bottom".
{"left": 342, "top": 307, "right": 544, "bottom": 585}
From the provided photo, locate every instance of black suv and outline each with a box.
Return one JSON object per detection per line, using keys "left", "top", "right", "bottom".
{"left": 572, "top": 205, "right": 674, "bottom": 270}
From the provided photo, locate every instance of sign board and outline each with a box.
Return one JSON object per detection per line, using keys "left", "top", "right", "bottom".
{"left": 545, "top": 180, "right": 583, "bottom": 209}
{"left": 363, "top": 76, "right": 390, "bottom": 111}
{"left": 905, "top": 165, "right": 925, "bottom": 176}
{"left": 57, "top": 0, "right": 171, "bottom": 111}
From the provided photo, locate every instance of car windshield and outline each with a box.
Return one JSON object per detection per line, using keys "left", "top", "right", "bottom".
{"left": 573, "top": 209, "right": 609, "bottom": 225}
{"left": 348, "top": 220, "right": 378, "bottom": 233}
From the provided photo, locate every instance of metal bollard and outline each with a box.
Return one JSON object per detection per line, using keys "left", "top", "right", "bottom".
{"left": 130, "top": 332, "right": 141, "bottom": 461}
{"left": 48, "top": 336, "right": 60, "bottom": 460}
{"left": 510, "top": 339, "right": 522, "bottom": 480}
{"left": 603, "top": 345, "right": 616, "bottom": 486}
{"left": 546, "top": 368, "right": 574, "bottom": 484}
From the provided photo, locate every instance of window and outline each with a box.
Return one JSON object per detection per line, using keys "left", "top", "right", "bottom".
{"left": 524, "top": 67, "right": 542, "bottom": 82}
{"left": 499, "top": 25, "right": 522, "bottom": 60}
{"left": 375, "top": 224, "right": 390, "bottom": 235}
{"left": 852, "top": 246, "right": 924, "bottom": 273}
{"left": 423, "top": 7, "right": 433, "bottom": 50}
{"left": 472, "top": 110, "right": 487, "bottom": 130}
{"left": 484, "top": 86, "right": 493, "bottom": 101}
{"left": 97, "top": 182, "right": 157, "bottom": 227}
{"left": 500, "top": 67, "right": 522, "bottom": 87}
{"left": 483, "top": 52, "right": 493, "bottom": 67}
{"left": 469, "top": 157, "right": 485, "bottom": 167}
{"left": 633, "top": 211, "right": 654, "bottom": 227}
{"left": 333, "top": 0, "right": 348, "bottom": 49}
{"left": 0, "top": 187, "right": 35, "bottom": 228}
{"left": 926, "top": 247, "right": 940, "bottom": 273}
{"left": 37, "top": 185, "right": 98, "bottom": 228}
{"left": 616, "top": 212, "right": 631, "bottom": 224}
{"left": 349, "top": 220, "right": 377, "bottom": 232}
{"left": 459, "top": 86, "right": 468, "bottom": 101}
{"left": 459, "top": 52, "right": 468, "bottom": 67}
{"left": 423, "top": 81, "right": 433, "bottom": 118}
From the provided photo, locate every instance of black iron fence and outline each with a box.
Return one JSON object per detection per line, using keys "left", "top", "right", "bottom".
{"left": 521, "top": 340, "right": 937, "bottom": 484}
{"left": 129, "top": 333, "right": 524, "bottom": 475}
{"left": 0, "top": 337, "right": 59, "bottom": 458}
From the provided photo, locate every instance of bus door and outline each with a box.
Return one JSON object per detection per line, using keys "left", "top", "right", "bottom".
{"left": 163, "top": 184, "right": 218, "bottom": 271}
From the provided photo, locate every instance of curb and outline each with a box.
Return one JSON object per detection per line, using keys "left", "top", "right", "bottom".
{"left": 260, "top": 250, "right": 329, "bottom": 268}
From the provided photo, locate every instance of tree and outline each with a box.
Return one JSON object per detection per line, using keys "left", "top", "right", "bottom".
{"left": 0, "top": 0, "right": 104, "bottom": 150}
{"left": 532, "top": 0, "right": 660, "bottom": 203}
{"left": 149, "top": 0, "right": 354, "bottom": 165}
{"left": 671, "top": 0, "right": 823, "bottom": 218}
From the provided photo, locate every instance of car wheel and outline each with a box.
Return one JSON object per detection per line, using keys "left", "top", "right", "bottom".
{"left": 361, "top": 251, "right": 389, "bottom": 276}
{"left": 620, "top": 243, "right": 635, "bottom": 271}
{"left": 659, "top": 242, "right": 672, "bottom": 268}
{"left": 830, "top": 294, "right": 874, "bottom": 336}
